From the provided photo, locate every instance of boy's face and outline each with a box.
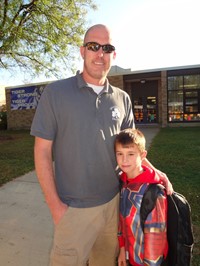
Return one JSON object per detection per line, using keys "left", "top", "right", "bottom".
{"left": 115, "top": 143, "right": 147, "bottom": 178}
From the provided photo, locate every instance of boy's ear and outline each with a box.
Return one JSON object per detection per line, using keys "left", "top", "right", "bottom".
{"left": 141, "top": 150, "right": 147, "bottom": 160}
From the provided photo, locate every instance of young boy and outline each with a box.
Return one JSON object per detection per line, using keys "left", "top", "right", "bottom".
{"left": 114, "top": 128, "right": 168, "bottom": 266}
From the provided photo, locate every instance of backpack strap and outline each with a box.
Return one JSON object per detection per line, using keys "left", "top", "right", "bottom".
{"left": 140, "top": 183, "right": 165, "bottom": 231}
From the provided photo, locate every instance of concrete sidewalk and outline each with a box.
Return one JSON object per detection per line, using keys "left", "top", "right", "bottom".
{"left": 0, "top": 172, "right": 53, "bottom": 266}
{"left": 0, "top": 126, "right": 160, "bottom": 266}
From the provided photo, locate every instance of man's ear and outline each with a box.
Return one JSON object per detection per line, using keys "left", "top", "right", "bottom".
{"left": 80, "top": 46, "right": 85, "bottom": 59}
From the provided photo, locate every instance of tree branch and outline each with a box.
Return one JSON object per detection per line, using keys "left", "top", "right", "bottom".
{"left": 11, "top": 0, "right": 38, "bottom": 25}
{"left": 2, "top": 0, "right": 8, "bottom": 27}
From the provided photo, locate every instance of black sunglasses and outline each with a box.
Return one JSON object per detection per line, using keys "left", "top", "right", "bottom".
{"left": 83, "top": 42, "right": 115, "bottom": 54}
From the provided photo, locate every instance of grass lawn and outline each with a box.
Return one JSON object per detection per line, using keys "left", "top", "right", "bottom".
{"left": 0, "top": 130, "right": 35, "bottom": 186}
{"left": 147, "top": 126, "right": 200, "bottom": 266}
{"left": 0, "top": 127, "right": 200, "bottom": 265}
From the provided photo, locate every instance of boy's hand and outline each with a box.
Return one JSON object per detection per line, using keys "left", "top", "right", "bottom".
{"left": 118, "top": 247, "right": 126, "bottom": 266}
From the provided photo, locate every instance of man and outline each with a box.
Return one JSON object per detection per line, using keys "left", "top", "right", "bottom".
{"left": 31, "top": 24, "right": 171, "bottom": 266}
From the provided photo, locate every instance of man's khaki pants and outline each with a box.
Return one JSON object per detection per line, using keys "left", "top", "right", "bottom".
{"left": 50, "top": 194, "right": 119, "bottom": 266}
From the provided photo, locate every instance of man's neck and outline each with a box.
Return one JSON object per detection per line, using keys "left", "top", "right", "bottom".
{"left": 82, "top": 72, "right": 106, "bottom": 86}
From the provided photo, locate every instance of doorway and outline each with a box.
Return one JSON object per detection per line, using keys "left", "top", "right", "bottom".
{"left": 131, "top": 80, "right": 158, "bottom": 124}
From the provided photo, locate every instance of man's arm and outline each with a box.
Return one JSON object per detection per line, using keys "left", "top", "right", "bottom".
{"left": 143, "top": 158, "right": 173, "bottom": 194}
{"left": 34, "top": 137, "right": 68, "bottom": 225}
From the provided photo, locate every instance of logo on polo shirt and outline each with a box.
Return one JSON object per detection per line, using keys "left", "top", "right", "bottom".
{"left": 110, "top": 106, "right": 120, "bottom": 120}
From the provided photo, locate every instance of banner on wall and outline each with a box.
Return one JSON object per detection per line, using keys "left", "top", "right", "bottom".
{"left": 10, "top": 86, "right": 44, "bottom": 110}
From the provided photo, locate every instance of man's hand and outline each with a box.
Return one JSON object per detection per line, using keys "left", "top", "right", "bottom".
{"left": 52, "top": 201, "right": 68, "bottom": 225}
{"left": 142, "top": 158, "right": 173, "bottom": 195}
{"left": 155, "top": 169, "right": 173, "bottom": 195}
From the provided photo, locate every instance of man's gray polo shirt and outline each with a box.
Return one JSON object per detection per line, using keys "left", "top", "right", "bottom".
{"left": 31, "top": 71, "right": 134, "bottom": 208}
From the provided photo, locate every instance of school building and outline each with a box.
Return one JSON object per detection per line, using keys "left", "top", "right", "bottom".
{"left": 5, "top": 64, "right": 200, "bottom": 130}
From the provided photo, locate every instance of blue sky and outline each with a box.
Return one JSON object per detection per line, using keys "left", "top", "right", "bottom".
{"left": 89, "top": 0, "right": 200, "bottom": 71}
{"left": 0, "top": 0, "right": 200, "bottom": 96}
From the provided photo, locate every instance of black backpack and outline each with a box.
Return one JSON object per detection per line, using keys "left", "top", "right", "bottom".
{"left": 140, "top": 184, "right": 194, "bottom": 266}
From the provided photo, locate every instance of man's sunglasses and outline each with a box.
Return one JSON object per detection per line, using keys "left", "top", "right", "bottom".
{"left": 83, "top": 42, "right": 115, "bottom": 54}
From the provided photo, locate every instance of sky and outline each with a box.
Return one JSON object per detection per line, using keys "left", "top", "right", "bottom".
{"left": 0, "top": 0, "right": 200, "bottom": 102}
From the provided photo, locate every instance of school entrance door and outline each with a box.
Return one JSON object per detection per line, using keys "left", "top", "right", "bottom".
{"left": 131, "top": 80, "right": 158, "bottom": 124}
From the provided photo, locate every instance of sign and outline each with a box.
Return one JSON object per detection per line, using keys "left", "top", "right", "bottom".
{"left": 10, "top": 86, "right": 44, "bottom": 110}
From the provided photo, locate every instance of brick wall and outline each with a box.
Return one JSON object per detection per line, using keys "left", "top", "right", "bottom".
{"left": 161, "top": 71, "right": 168, "bottom": 127}
{"left": 108, "top": 75, "right": 124, "bottom": 90}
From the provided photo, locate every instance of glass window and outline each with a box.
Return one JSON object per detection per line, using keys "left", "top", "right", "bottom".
{"left": 184, "top": 113, "right": 200, "bottom": 121}
{"left": 147, "top": 96, "right": 157, "bottom": 123}
{"left": 185, "top": 98, "right": 198, "bottom": 105}
{"left": 185, "top": 91, "right": 198, "bottom": 97}
{"left": 168, "top": 91, "right": 183, "bottom": 121}
{"left": 168, "top": 74, "right": 200, "bottom": 123}
{"left": 184, "top": 75, "right": 200, "bottom": 89}
{"left": 133, "top": 97, "right": 143, "bottom": 122}
{"left": 184, "top": 90, "right": 199, "bottom": 114}
{"left": 185, "top": 105, "right": 198, "bottom": 112}
{"left": 168, "top": 76, "right": 183, "bottom": 90}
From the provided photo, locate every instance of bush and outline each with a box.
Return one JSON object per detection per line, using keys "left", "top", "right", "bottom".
{"left": 0, "top": 110, "right": 7, "bottom": 130}
{"left": 0, "top": 104, "right": 7, "bottom": 130}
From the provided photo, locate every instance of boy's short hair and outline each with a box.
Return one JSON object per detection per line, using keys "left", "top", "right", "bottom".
{"left": 114, "top": 128, "right": 146, "bottom": 153}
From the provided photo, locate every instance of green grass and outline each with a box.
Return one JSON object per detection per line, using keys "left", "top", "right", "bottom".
{"left": 0, "top": 127, "right": 200, "bottom": 265}
{"left": 0, "top": 130, "right": 35, "bottom": 186}
{"left": 147, "top": 127, "right": 200, "bottom": 265}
